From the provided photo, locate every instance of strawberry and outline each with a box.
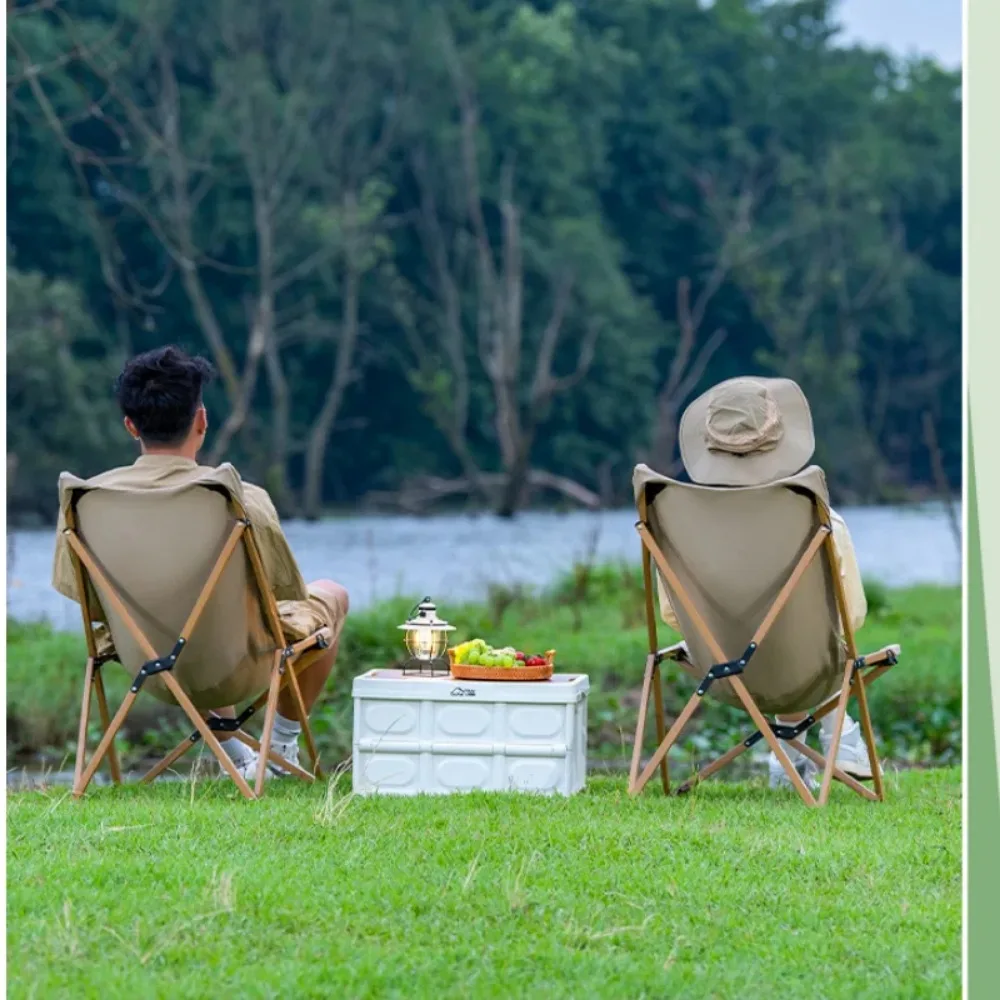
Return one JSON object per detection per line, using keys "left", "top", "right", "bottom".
{"left": 515, "top": 651, "right": 525, "bottom": 661}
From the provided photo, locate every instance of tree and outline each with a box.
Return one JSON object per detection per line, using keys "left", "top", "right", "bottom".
{"left": 9, "top": 0, "right": 404, "bottom": 515}
{"left": 7, "top": 265, "right": 127, "bottom": 521}
{"left": 393, "top": 2, "right": 639, "bottom": 515}
{"left": 5, "top": 0, "right": 962, "bottom": 521}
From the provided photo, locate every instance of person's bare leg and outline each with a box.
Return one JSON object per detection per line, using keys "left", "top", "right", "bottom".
{"left": 262, "top": 581, "right": 348, "bottom": 776}
{"left": 277, "top": 640, "right": 340, "bottom": 719}
{"left": 777, "top": 712, "right": 808, "bottom": 725}
{"left": 277, "top": 580, "right": 348, "bottom": 720}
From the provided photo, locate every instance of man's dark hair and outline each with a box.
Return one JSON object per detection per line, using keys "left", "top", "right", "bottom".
{"left": 113, "top": 346, "right": 217, "bottom": 445}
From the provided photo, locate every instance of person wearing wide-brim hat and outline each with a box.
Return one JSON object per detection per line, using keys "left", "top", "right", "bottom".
{"left": 661, "top": 376, "right": 873, "bottom": 790}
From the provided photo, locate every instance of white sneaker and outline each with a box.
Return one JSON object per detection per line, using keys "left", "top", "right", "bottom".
{"left": 768, "top": 742, "right": 818, "bottom": 791}
{"left": 264, "top": 736, "right": 300, "bottom": 777}
{"left": 820, "top": 716, "right": 874, "bottom": 780}
{"left": 229, "top": 752, "right": 260, "bottom": 784}
{"left": 225, "top": 740, "right": 298, "bottom": 783}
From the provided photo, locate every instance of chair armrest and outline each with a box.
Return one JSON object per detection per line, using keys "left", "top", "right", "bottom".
{"left": 655, "top": 641, "right": 689, "bottom": 664}
{"left": 286, "top": 626, "right": 334, "bottom": 659}
{"left": 860, "top": 643, "right": 901, "bottom": 666}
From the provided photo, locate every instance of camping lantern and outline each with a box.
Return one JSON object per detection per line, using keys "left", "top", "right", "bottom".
{"left": 398, "top": 598, "right": 455, "bottom": 676}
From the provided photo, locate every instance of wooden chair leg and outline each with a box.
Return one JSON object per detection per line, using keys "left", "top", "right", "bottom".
{"left": 630, "top": 691, "right": 703, "bottom": 796}
{"left": 651, "top": 662, "right": 670, "bottom": 795}
{"left": 675, "top": 742, "right": 752, "bottom": 794}
{"left": 74, "top": 690, "right": 139, "bottom": 799}
{"left": 789, "top": 739, "right": 878, "bottom": 801}
{"left": 818, "top": 659, "right": 855, "bottom": 806}
{"left": 852, "top": 669, "right": 885, "bottom": 801}
{"left": 93, "top": 667, "right": 122, "bottom": 785}
{"left": 255, "top": 652, "right": 284, "bottom": 798}
{"left": 73, "top": 658, "right": 96, "bottom": 792}
{"left": 285, "top": 657, "right": 322, "bottom": 777}
{"left": 141, "top": 734, "right": 199, "bottom": 784}
{"left": 628, "top": 655, "right": 656, "bottom": 793}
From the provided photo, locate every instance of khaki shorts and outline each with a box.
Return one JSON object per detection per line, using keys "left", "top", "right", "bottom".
{"left": 276, "top": 583, "right": 348, "bottom": 643}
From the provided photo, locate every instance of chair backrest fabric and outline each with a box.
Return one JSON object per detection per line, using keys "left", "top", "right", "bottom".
{"left": 634, "top": 464, "right": 844, "bottom": 714}
{"left": 68, "top": 481, "right": 274, "bottom": 709}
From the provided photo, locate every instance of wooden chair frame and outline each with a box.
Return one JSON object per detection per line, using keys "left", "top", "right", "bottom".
{"left": 64, "top": 490, "right": 331, "bottom": 801}
{"left": 629, "top": 490, "right": 900, "bottom": 808}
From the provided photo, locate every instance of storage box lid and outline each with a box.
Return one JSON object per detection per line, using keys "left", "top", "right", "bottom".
{"left": 351, "top": 669, "right": 589, "bottom": 703}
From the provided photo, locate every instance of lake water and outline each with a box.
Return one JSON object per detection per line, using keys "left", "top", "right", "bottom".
{"left": 7, "top": 504, "right": 961, "bottom": 630}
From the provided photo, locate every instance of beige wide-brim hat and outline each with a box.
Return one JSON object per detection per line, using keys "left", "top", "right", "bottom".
{"left": 678, "top": 376, "right": 815, "bottom": 487}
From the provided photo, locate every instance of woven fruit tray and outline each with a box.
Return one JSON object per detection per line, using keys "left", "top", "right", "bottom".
{"left": 448, "top": 649, "right": 555, "bottom": 682}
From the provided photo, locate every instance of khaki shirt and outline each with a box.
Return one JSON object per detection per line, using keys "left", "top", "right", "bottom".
{"left": 657, "top": 507, "right": 867, "bottom": 636}
{"left": 52, "top": 454, "right": 308, "bottom": 613}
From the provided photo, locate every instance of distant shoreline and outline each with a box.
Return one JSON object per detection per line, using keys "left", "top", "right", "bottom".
{"left": 7, "top": 493, "right": 963, "bottom": 532}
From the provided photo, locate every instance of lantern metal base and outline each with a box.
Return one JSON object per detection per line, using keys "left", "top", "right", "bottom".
{"left": 400, "top": 655, "right": 450, "bottom": 678}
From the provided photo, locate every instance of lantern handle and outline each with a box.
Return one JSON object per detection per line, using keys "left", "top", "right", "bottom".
{"left": 407, "top": 596, "right": 433, "bottom": 620}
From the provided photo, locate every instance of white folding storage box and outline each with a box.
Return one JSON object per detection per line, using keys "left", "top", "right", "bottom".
{"left": 351, "top": 670, "right": 589, "bottom": 797}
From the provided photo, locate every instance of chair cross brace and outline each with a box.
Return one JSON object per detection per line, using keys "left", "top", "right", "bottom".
{"left": 694, "top": 642, "right": 758, "bottom": 696}
{"left": 743, "top": 715, "right": 816, "bottom": 750}
{"left": 130, "top": 638, "right": 188, "bottom": 693}
{"left": 208, "top": 710, "right": 253, "bottom": 733}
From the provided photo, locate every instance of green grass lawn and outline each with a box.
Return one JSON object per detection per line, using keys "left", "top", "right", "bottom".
{"left": 7, "top": 770, "right": 961, "bottom": 999}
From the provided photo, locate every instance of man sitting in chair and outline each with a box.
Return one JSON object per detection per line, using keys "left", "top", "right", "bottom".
{"left": 659, "top": 376, "right": 873, "bottom": 790}
{"left": 52, "top": 345, "right": 348, "bottom": 783}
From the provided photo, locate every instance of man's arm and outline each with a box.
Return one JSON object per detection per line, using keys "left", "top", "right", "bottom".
{"left": 241, "top": 483, "right": 309, "bottom": 602}
{"left": 828, "top": 508, "right": 867, "bottom": 635}
{"left": 52, "top": 504, "right": 107, "bottom": 622}
{"left": 51, "top": 504, "right": 80, "bottom": 604}
{"left": 655, "top": 571, "right": 683, "bottom": 633}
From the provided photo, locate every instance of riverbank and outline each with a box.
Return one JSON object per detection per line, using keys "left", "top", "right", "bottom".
{"left": 6, "top": 568, "right": 961, "bottom": 770}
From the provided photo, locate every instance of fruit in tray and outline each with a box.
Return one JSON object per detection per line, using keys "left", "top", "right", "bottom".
{"left": 451, "top": 638, "right": 553, "bottom": 669}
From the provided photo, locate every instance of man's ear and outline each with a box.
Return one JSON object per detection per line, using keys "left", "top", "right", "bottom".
{"left": 194, "top": 405, "right": 208, "bottom": 436}
{"left": 124, "top": 416, "right": 140, "bottom": 441}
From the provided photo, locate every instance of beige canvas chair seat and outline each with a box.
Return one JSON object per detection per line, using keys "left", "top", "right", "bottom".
{"left": 629, "top": 463, "right": 901, "bottom": 807}
{"left": 61, "top": 467, "right": 331, "bottom": 801}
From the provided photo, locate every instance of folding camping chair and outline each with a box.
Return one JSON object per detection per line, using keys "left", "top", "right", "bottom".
{"left": 629, "top": 463, "right": 901, "bottom": 807}
{"left": 61, "top": 469, "right": 331, "bottom": 801}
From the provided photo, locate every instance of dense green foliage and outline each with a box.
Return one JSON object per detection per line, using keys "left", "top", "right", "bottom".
{"left": 7, "top": 771, "right": 961, "bottom": 998}
{"left": 7, "top": 576, "right": 960, "bottom": 767}
{"left": 8, "top": 0, "right": 960, "bottom": 521}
